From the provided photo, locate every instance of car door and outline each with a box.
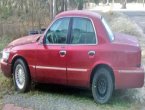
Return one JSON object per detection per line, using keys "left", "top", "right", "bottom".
{"left": 67, "top": 17, "right": 98, "bottom": 87}
{"left": 36, "top": 18, "right": 70, "bottom": 85}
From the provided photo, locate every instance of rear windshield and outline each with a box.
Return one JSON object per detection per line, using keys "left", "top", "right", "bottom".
{"left": 102, "top": 18, "right": 114, "bottom": 41}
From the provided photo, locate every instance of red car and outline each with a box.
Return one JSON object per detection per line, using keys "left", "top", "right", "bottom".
{"left": 0, "top": 11, "right": 144, "bottom": 104}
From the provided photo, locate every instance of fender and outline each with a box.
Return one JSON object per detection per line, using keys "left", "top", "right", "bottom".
{"left": 9, "top": 52, "right": 36, "bottom": 81}
{"left": 88, "top": 60, "right": 115, "bottom": 83}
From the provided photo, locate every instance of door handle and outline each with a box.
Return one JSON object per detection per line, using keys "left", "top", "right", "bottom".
{"left": 88, "top": 51, "right": 95, "bottom": 56}
{"left": 59, "top": 50, "right": 66, "bottom": 56}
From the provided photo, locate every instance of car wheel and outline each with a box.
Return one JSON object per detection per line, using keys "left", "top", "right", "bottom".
{"left": 13, "top": 59, "right": 31, "bottom": 93}
{"left": 92, "top": 67, "right": 114, "bottom": 104}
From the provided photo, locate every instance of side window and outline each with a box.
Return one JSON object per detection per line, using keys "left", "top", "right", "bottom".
{"left": 71, "top": 17, "right": 96, "bottom": 44}
{"left": 45, "top": 18, "right": 70, "bottom": 44}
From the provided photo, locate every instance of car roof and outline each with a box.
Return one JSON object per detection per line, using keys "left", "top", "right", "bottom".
{"left": 55, "top": 10, "right": 102, "bottom": 20}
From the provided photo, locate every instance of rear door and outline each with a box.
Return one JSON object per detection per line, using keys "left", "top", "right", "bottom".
{"left": 67, "top": 17, "right": 98, "bottom": 87}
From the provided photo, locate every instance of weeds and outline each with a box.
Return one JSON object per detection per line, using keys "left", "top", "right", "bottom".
{"left": 0, "top": 71, "right": 13, "bottom": 98}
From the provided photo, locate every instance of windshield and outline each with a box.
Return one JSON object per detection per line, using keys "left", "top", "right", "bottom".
{"left": 102, "top": 18, "right": 114, "bottom": 41}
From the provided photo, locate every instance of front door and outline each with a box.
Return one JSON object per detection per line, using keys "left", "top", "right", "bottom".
{"left": 36, "top": 18, "right": 70, "bottom": 84}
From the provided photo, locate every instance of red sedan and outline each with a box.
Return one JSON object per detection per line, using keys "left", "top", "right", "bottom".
{"left": 0, "top": 11, "right": 144, "bottom": 104}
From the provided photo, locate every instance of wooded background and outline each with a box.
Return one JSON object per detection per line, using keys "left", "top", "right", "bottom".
{"left": 0, "top": 0, "right": 144, "bottom": 38}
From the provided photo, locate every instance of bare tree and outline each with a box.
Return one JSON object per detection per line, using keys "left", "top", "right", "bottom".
{"left": 121, "top": 0, "right": 127, "bottom": 9}
{"left": 77, "top": 0, "right": 84, "bottom": 10}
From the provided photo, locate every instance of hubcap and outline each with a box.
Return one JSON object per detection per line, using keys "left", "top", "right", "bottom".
{"left": 97, "top": 77, "right": 107, "bottom": 97}
{"left": 15, "top": 64, "right": 25, "bottom": 89}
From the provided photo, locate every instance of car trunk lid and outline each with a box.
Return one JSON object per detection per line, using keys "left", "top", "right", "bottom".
{"left": 113, "top": 33, "right": 139, "bottom": 47}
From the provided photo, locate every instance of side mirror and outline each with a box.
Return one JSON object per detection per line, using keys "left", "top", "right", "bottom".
{"left": 38, "top": 35, "right": 45, "bottom": 45}
{"left": 40, "top": 28, "right": 46, "bottom": 34}
{"left": 28, "top": 30, "right": 39, "bottom": 35}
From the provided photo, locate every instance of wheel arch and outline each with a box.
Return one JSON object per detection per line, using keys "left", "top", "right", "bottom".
{"left": 90, "top": 64, "right": 115, "bottom": 88}
{"left": 11, "top": 55, "right": 30, "bottom": 78}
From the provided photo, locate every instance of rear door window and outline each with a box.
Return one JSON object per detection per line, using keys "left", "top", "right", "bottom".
{"left": 70, "top": 17, "right": 97, "bottom": 44}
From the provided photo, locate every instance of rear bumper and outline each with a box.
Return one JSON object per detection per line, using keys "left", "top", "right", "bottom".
{"left": 0, "top": 59, "right": 12, "bottom": 77}
{"left": 114, "top": 67, "right": 144, "bottom": 89}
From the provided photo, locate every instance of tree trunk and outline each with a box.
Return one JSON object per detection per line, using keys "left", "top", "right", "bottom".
{"left": 106, "top": 0, "right": 109, "bottom": 5}
{"left": 78, "top": 0, "right": 84, "bottom": 10}
{"left": 121, "top": 0, "right": 127, "bottom": 9}
{"left": 143, "top": 0, "right": 145, "bottom": 7}
{"left": 53, "top": 0, "right": 56, "bottom": 18}
{"left": 64, "top": 0, "right": 68, "bottom": 11}
{"left": 112, "top": 0, "right": 114, "bottom": 4}
{"left": 56, "top": 0, "right": 66, "bottom": 14}
{"left": 49, "top": 0, "right": 53, "bottom": 21}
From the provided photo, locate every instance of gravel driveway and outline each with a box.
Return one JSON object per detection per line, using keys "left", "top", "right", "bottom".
{"left": 2, "top": 84, "right": 145, "bottom": 110}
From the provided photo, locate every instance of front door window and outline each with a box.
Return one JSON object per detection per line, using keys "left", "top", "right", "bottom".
{"left": 45, "top": 18, "right": 70, "bottom": 44}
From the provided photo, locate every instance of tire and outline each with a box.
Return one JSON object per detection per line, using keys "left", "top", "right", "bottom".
{"left": 13, "top": 59, "right": 31, "bottom": 93}
{"left": 92, "top": 67, "right": 114, "bottom": 104}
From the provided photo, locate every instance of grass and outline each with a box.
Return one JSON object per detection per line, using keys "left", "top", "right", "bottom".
{"left": 0, "top": 11, "right": 145, "bottom": 110}
{"left": 2, "top": 85, "right": 141, "bottom": 110}
{"left": 0, "top": 70, "right": 13, "bottom": 110}
{"left": 102, "top": 12, "right": 144, "bottom": 38}
{"left": 0, "top": 71, "right": 13, "bottom": 98}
